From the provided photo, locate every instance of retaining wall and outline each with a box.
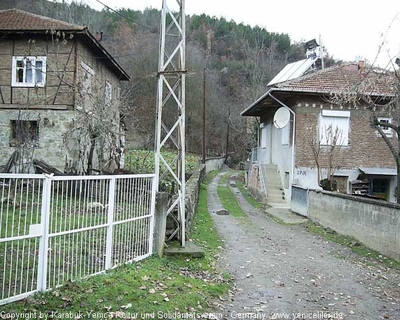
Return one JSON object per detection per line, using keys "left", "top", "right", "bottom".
{"left": 307, "top": 190, "right": 400, "bottom": 260}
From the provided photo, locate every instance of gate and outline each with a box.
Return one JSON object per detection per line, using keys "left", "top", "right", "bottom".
{"left": 0, "top": 173, "right": 156, "bottom": 305}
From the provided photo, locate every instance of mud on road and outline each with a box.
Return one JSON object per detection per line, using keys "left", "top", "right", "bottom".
{"left": 207, "top": 172, "right": 400, "bottom": 320}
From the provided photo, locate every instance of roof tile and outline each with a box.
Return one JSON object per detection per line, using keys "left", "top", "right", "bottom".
{"left": 0, "top": 9, "right": 84, "bottom": 31}
{"left": 275, "top": 63, "right": 396, "bottom": 97}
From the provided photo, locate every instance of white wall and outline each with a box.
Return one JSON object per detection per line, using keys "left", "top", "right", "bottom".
{"left": 294, "top": 167, "right": 397, "bottom": 203}
{"left": 269, "top": 121, "right": 293, "bottom": 203}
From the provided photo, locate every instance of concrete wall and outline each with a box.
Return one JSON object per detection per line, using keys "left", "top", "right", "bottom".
{"left": 291, "top": 185, "right": 308, "bottom": 216}
{"left": 204, "top": 157, "right": 225, "bottom": 173}
{"left": 308, "top": 190, "right": 400, "bottom": 261}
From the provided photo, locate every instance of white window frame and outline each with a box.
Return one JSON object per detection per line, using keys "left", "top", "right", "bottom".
{"left": 377, "top": 117, "right": 393, "bottom": 137}
{"left": 260, "top": 123, "right": 267, "bottom": 148}
{"left": 105, "top": 81, "right": 112, "bottom": 106}
{"left": 319, "top": 110, "right": 350, "bottom": 146}
{"left": 12, "top": 56, "right": 47, "bottom": 87}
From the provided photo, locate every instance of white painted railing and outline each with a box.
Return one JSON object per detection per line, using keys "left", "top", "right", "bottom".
{"left": 0, "top": 173, "right": 156, "bottom": 305}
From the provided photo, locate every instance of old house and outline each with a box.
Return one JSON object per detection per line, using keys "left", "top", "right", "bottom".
{"left": 0, "top": 9, "right": 130, "bottom": 173}
{"left": 242, "top": 61, "right": 398, "bottom": 203}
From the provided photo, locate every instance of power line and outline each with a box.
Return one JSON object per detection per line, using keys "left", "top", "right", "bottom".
{"left": 93, "top": 0, "right": 157, "bottom": 32}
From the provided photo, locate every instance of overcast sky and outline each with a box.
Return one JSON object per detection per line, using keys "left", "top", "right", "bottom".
{"left": 79, "top": 0, "right": 400, "bottom": 68}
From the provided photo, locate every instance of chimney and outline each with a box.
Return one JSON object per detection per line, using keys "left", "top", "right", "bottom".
{"left": 95, "top": 31, "right": 103, "bottom": 42}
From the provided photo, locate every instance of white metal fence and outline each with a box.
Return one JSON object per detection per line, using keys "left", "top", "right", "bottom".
{"left": 0, "top": 173, "right": 156, "bottom": 305}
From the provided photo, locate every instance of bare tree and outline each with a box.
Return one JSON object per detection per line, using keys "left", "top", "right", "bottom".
{"left": 327, "top": 62, "right": 400, "bottom": 201}
{"left": 306, "top": 124, "right": 345, "bottom": 191}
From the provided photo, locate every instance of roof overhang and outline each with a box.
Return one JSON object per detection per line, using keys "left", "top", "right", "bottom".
{"left": 241, "top": 87, "right": 321, "bottom": 117}
{"left": 358, "top": 167, "right": 397, "bottom": 176}
{"left": 241, "top": 87, "right": 395, "bottom": 117}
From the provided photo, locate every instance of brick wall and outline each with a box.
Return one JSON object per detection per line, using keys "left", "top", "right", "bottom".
{"left": 294, "top": 98, "right": 397, "bottom": 169}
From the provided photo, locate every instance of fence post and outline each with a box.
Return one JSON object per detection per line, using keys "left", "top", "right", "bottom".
{"left": 105, "top": 177, "right": 116, "bottom": 270}
{"left": 153, "top": 192, "right": 168, "bottom": 257}
{"left": 37, "top": 176, "right": 51, "bottom": 291}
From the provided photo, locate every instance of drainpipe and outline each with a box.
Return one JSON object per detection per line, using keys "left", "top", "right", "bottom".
{"left": 268, "top": 93, "right": 296, "bottom": 188}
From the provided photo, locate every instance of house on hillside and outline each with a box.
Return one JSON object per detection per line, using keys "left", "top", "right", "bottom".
{"left": 0, "top": 9, "right": 130, "bottom": 174}
{"left": 242, "top": 62, "right": 398, "bottom": 204}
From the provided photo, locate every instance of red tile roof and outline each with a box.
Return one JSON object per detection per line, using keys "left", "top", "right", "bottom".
{"left": 241, "top": 63, "right": 396, "bottom": 116}
{"left": 0, "top": 9, "right": 84, "bottom": 31}
{"left": 274, "top": 63, "right": 396, "bottom": 97}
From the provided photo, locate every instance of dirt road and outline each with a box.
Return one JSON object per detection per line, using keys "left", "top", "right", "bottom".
{"left": 207, "top": 172, "right": 400, "bottom": 319}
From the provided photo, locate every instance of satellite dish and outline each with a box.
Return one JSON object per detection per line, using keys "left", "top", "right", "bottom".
{"left": 273, "top": 107, "right": 290, "bottom": 129}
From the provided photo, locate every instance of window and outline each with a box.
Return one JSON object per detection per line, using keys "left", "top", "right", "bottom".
{"left": 377, "top": 117, "right": 393, "bottom": 137}
{"left": 10, "top": 120, "right": 39, "bottom": 146}
{"left": 12, "top": 56, "right": 46, "bottom": 87}
{"left": 105, "top": 81, "right": 112, "bottom": 106}
{"left": 78, "top": 61, "right": 95, "bottom": 110}
{"left": 281, "top": 123, "right": 290, "bottom": 146}
{"left": 260, "top": 123, "right": 267, "bottom": 148}
{"left": 319, "top": 110, "right": 350, "bottom": 146}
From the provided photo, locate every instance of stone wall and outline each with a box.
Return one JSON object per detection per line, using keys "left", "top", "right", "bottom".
{"left": 166, "top": 165, "right": 206, "bottom": 238}
{"left": 307, "top": 190, "right": 400, "bottom": 260}
{"left": 185, "top": 164, "right": 206, "bottom": 232}
{"left": 0, "top": 109, "right": 74, "bottom": 171}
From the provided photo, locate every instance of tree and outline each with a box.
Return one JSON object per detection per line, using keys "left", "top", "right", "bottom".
{"left": 328, "top": 62, "right": 400, "bottom": 201}
{"left": 306, "top": 124, "right": 345, "bottom": 191}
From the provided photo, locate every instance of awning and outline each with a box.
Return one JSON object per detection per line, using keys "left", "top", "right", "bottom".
{"left": 358, "top": 167, "right": 397, "bottom": 176}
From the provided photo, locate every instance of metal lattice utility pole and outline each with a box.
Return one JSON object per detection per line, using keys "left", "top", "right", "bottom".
{"left": 155, "top": 0, "right": 186, "bottom": 246}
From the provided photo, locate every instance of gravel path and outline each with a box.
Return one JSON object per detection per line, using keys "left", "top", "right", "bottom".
{"left": 207, "top": 172, "right": 400, "bottom": 320}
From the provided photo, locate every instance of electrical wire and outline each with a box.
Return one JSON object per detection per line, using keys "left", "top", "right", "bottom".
{"left": 93, "top": 0, "right": 158, "bottom": 32}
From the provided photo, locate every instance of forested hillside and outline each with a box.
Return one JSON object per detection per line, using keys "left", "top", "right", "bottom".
{"left": 0, "top": 0, "right": 323, "bottom": 163}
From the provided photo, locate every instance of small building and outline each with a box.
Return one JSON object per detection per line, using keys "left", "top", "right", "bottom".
{"left": 0, "top": 9, "right": 130, "bottom": 173}
{"left": 242, "top": 61, "right": 398, "bottom": 203}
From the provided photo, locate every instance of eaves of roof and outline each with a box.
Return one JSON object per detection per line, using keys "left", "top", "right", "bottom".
{"left": 241, "top": 86, "right": 395, "bottom": 117}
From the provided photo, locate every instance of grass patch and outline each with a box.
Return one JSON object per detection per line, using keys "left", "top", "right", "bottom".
{"left": 306, "top": 222, "right": 400, "bottom": 269}
{"left": 235, "top": 174, "right": 264, "bottom": 210}
{"left": 1, "top": 176, "right": 231, "bottom": 314}
{"left": 217, "top": 173, "right": 247, "bottom": 219}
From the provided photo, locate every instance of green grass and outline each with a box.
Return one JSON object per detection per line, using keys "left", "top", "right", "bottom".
{"left": 306, "top": 222, "right": 400, "bottom": 269}
{"left": 235, "top": 174, "right": 264, "bottom": 210}
{"left": 1, "top": 174, "right": 232, "bottom": 314}
{"left": 217, "top": 173, "right": 247, "bottom": 219}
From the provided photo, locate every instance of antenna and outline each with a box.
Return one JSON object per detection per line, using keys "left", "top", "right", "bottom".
{"left": 273, "top": 107, "right": 290, "bottom": 129}
{"left": 319, "top": 34, "right": 325, "bottom": 69}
